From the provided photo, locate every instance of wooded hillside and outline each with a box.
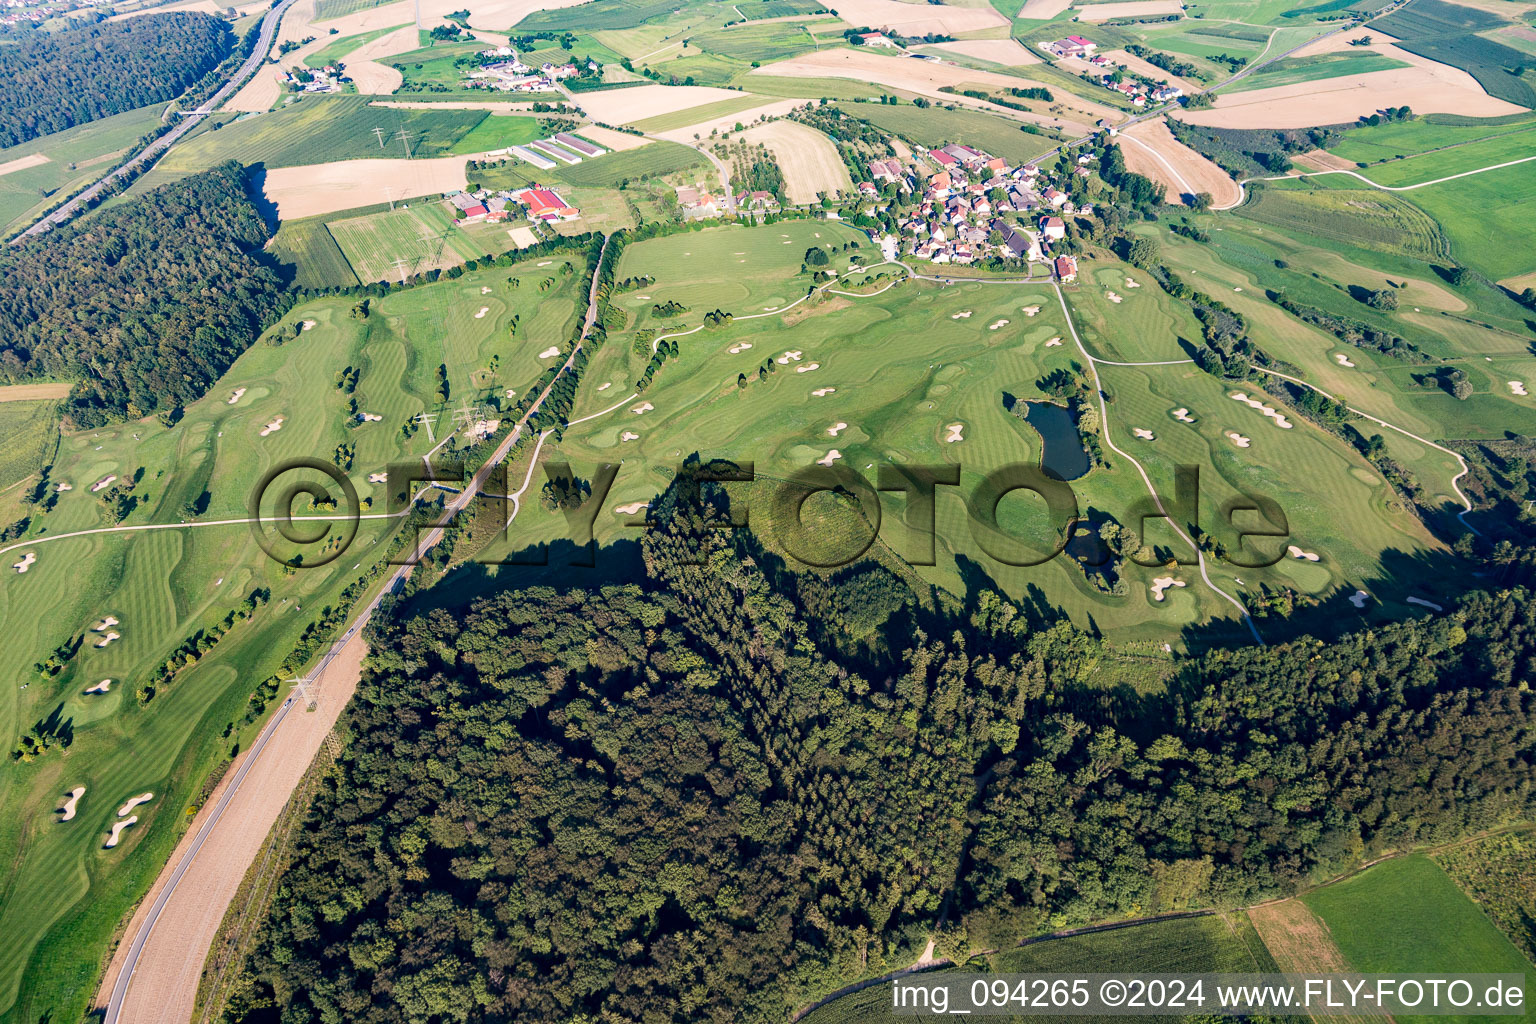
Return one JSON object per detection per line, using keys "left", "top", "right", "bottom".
{"left": 0, "top": 13, "right": 234, "bottom": 148}
{"left": 0, "top": 162, "right": 287, "bottom": 426}
{"left": 222, "top": 472, "right": 1536, "bottom": 1024}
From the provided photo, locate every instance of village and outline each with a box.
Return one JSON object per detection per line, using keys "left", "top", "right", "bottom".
{"left": 465, "top": 44, "right": 586, "bottom": 92}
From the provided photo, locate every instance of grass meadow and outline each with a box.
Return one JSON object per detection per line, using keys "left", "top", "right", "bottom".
{"left": 0, "top": 254, "right": 590, "bottom": 1024}
{"left": 1326, "top": 113, "right": 1536, "bottom": 165}
{"left": 831, "top": 103, "right": 1061, "bottom": 166}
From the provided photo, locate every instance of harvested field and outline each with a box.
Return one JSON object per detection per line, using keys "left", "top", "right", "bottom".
{"left": 259, "top": 155, "right": 468, "bottom": 220}
{"left": 751, "top": 49, "right": 1120, "bottom": 133}
{"left": 338, "top": 23, "right": 419, "bottom": 94}
{"left": 574, "top": 125, "right": 652, "bottom": 152}
{"left": 1101, "top": 48, "right": 1200, "bottom": 92}
{"left": 736, "top": 120, "right": 852, "bottom": 203}
{"left": 1247, "top": 901, "right": 1357, "bottom": 975}
{"left": 0, "top": 382, "right": 70, "bottom": 403}
{"left": 812, "top": 0, "right": 1009, "bottom": 34}
{"left": 1183, "top": 66, "right": 1524, "bottom": 129}
{"left": 574, "top": 83, "right": 756, "bottom": 125}
{"left": 0, "top": 153, "right": 51, "bottom": 178}
{"left": 1073, "top": 0, "right": 1182, "bottom": 19}
{"left": 930, "top": 38, "right": 1042, "bottom": 65}
{"left": 1292, "top": 147, "right": 1359, "bottom": 171}
{"left": 653, "top": 99, "right": 805, "bottom": 142}
{"left": 1119, "top": 117, "right": 1240, "bottom": 207}
{"left": 371, "top": 99, "right": 547, "bottom": 111}
{"left": 1018, "top": 0, "right": 1071, "bottom": 16}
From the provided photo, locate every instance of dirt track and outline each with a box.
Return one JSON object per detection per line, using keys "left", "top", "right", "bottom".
{"left": 95, "top": 633, "right": 368, "bottom": 1024}
{"left": 1119, "top": 117, "right": 1241, "bottom": 207}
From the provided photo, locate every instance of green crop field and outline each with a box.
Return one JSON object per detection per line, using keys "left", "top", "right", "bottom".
{"left": 734, "top": 73, "right": 888, "bottom": 100}
{"left": 1372, "top": 0, "right": 1536, "bottom": 107}
{"left": 0, "top": 252, "right": 592, "bottom": 1024}
{"left": 646, "top": 51, "right": 752, "bottom": 86}
{"left": 0, "top": 400, "right": 58, "bottom": 495}
{"left": 1433, "top": 830, "right": 1536, "bottom": 965}
{"left": 139, "top": 97, "right": 487, "bottom": 186}
{"left": 1327, "top": 114, "right": 1536, "bottom": 165}
{"left": 312, "top": 0, "right": 390, "bottom": 20}
{"left": 446, "top": 114, "right": 548, "bottom": 155}
{"left": 385, "top": 41, "right": 494, "bottom": 91}
{"left": 800, "top": 914, "right": 1273, "bottom": 1023}
{"left": 1303, "top": 856, "right": 1534, "bottom": 1022}
{"left": 831, "top": 102, "right": 1060, "bottom": 165}
{"left": 516, "top": 0, "right": 694, "bottom": 32}
{"left": 690, "top": 21, "right": 821, "bottom": 63}
{"left": 744, "top": 0, "right": 824, "bottom": 17}
{"left": 1352, "top": 129, "right": 1536, "bottom": 187}
{"left": 0, "top": 103, "right": 166, "bottom": 235}
{"left": 303, "top": 22, "right": 412, "bottom": 67}
{"left": 1228, "top": 51, "right": 1410, "bottom": 92}
{"left": 630, "top": 93, "right": 775, "bottom": 134}
{"left": 326, "top": 202, "right": 505, "bottom": 283}
{"left": 269, "top": 215, "right": 365, "bottom": 289}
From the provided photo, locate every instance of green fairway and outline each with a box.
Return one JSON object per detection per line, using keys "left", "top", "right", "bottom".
{"left": 0, "top": 104, "right": 166, "bottom": 235}
{"left": 0, "top": 252, "right": 591, "bottom": 1024}
{"left": 1302, "top": 856, "right": 1534, "bottom": 1023}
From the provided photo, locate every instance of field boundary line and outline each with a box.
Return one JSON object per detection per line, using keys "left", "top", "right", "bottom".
{"left": 1216, "top": 153, "right": 1536, "bottom": 210}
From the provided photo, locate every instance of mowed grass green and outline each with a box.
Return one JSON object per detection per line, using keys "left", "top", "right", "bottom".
{"left": 1302, "top": 856, "right": 1534, "bottom": 1024}
{"left": 489, "top": 224, "right": 1447, "bottom": 648}
{"left": 0, "top": 255, "right": 589, "bottom": 1024}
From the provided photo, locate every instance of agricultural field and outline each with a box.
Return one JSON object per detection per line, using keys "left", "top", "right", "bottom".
{"left": 740, "top": 0, "right": 824, "bottom": 17}
{"left": 687, "top": 21, "right": 822, "bottom": 64}
{"left": 0, "top": 103, "right": 166, "bottom": 236}
{"left": 326, "top": 202, "right": 505, "bottom": 282}
{"left": 630, "top": 93, "right": 778, "bottom": 134}
{"left": 1433, "top": 829, "right": 1536, "bottom": 965}
{"left": 1326, "top": 112, "right": 1536, "bottom": 165}
{"left": 384, "top": 41, "right": 494, "bottom": 91}
{"left": 312, "top": 0, "right": 392, "bottom": 20}
{"left": 446, "top": 113, "right": 548, "bottom": 154}
{"left": 0, "top": 399, "right": 58, "bottom": 495}
{"left": 1302, "top": 856, "right": 1534, "bottom": 1020}
{"left": 831, "top": 102, "right": 1061, "bottom": 166}
{"left": 268, "top": 215, "right": 364, "bottom": 289}
{"left": 1372, "top": 0, "right": 1536, "bottom": 107}
{"left": 302, "top": 22, "right": 411, "bottom": 67}
{"left": 134, "top": 96, "right": 487, "bottom": 189}
{"left": 0, "top": 252, "right": 592, "bottom": 1023}
{"left": 515, "top": 0, "right": 692, "bottom": 31}
{"left": 1227, "top": 51, "right": 1410, "bottom": 92}
{"left": 1351, "top": 128, "right": 1536, "bottom": 186}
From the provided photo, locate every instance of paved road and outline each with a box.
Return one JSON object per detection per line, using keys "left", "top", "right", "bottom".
{"left": 101, "top": 234, "right": 611, "bottom": 1024}
{"left": 18, "top": 0, "right": 299, "bottom": 240}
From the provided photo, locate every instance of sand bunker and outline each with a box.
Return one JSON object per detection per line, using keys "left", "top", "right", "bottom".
{"left": 301, "top": 320, "right": 316, "bottom": 331}
{"left": 1230, "top": 392, "right": 1293, "bottom": 429}
{"left": 1133, "top": 428, "right": 1155, "bottom": 440}
{"left": 12, "top": 552, "right": 35, "bottom": 573}
{"left": 1407, "top": 596, "right": 1445, "bottom": 612}
{"left": 1150, "top": 576, "right": 1186, "bottom": 601}
{"left": 631, "top": 402, "right": 653, "bottom": 415}
{"left": 1349, "top": 590, "right": 1369, "bottom": 609}
{"left": 729, "top": 342, "right": 754, "bottom": 354}
{"left": 118, "top": 792, "right": 154, "bottom": 816}
{"left": 812, "top": 387, "right": 837, "bottom": 397}
{"left": 1022, "top": 305, "right": 1041, "bottom": 316}
{"left": 1172, "top": 407, "right": 1195, "bottom": 423}
{"left": 597, "top": 382, "right": 612, "bottom": 391}
{"left": 474, "top": 307, "right": 489, "bottom": 319}
{"left": 481, "top": 287, "right": 491, "bottom": 294}
{"left": 91, "top": 475, "right": 117, "bottom": 493}
{"left": 228, "top": 388, "right": 247, "bottom": 405}
{"left": 777, "top": 350, "right": 804, "bottom": 364}
{"left": 56, "top": 482, "right": 72, "bottom": 492}
{"left": 94, "top": 616, "right": 119, "bottom": 631}
{"left": 368, "top": 472, "right": 388, "bottom": 483}
{"left": 60, "top": 787, "right": 85, "bottom": 821}
{"left": 615, "top": 501, "right": 648, "bottom": 515}
{"left": 945, "top": 422, "right": 965, "bottom": 443}
{"left": 828, "top": 422, "right": 848, "bottom": 436}
{"left": 1125, "top": 278, "right": 1141, "bottom": 288}
{"left": 817, "top": 449, "right": 843, "bottom": 466}
{"left": 538, "top": 347, "right": 560, "bottom": 359}
{"left": 95, "top": 632, "right": 121, "bottom": 648}
{"left": 1335, "top": 354, "right": 1357, "bottom": 367}
{"left": 951, "top": 311, "right": 973, "bottom": 319}
{"left": 357, "top": 412, "right": 383, "bottom": 422}
{"left": 1509, "top": 381, "right": 1528, "bottom": 396}
{"left": 85, "top": 679, "right": 113, "bottom": 694}
{"left": 259, "top": 416, "right": 285, "bottom": 437}
{"left": 106, "top": 817, "right": 137, "bottom": 848}
{"left": 1287, "top": 545, "right": 1320, "bottom": 561}
{"left": 620, "top": 431, "right": 640, "bottom": 442}
{"left": 1226, "top": 432, "right": 1251, "bottom": 448}
{"left": 1045, "top": 337, "right": 1063, "bottom": 347}
{"left": 796, "top": 363, "right": 821, "bottom": 373}
{"left": 988, "top": 319, "right": 1010, "bottom": 330}
{"left": 1107, "top": 291, "right": 1123, "bottom": 303}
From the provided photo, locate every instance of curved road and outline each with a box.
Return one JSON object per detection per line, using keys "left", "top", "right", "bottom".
{"left": 18, "top": 0, "right": 300, "bottom": 240}
{"left": 100, "top": 236, "right": 611, "bottom": 1024}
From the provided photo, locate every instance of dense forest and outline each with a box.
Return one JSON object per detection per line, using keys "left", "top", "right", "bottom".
{"left": 223, "top": 470, "right": 1536, "bottom": 1024}
{"left": 0, "top": 13, "right": 234, "bottom": 147}
{"left": 0, "top": 162, "right": 288, "bottom": 426}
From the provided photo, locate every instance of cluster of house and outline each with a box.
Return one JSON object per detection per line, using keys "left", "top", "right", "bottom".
{"left": 1044, "top": 34, "right": 1183, "bottom": 107}
{"left": 674, "top": 183, "right": 781, "bottom": 220}
{"left": 859, "top": 142, "right": 1084, "bottom": 281}
{"left": 466, "top": 47, "right": 588, "bottom": 91}
{"left": 1, "top": 0, "right": 90, "bottom": 26}
{"left": 276, "top": 63, "right": 345, "bottom": 94}
{"left": 502, "top": 131, "right": 606, "bottom": 170}
{"left": 445, "top": 185, "right": 580, "bottom": 223}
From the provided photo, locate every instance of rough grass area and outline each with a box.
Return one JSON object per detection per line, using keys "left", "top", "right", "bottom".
{"left": 268, "top": 216, "right": 363, "bottom": 290}
{"left": 1433, "top": 830, "right": 1536, "bottom": 967}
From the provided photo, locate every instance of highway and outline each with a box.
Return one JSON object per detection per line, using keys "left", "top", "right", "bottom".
{"left": 18, "top": 0, "right": 300, "bottom": 239}
{"left": 101, "top": 235, "right": 611, "bottom": 1024}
